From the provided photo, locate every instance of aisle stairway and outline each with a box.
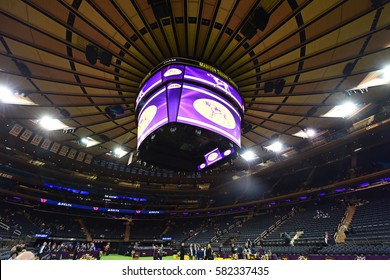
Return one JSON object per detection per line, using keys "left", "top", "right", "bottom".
{"left": 336, "top": 206, "right": 356, "bottom": 243}
{"left": 78, "top": 219, "right": 92, "bottom": 241}
{"left": 124, "top": 221, "right": 131, "bottom": 241}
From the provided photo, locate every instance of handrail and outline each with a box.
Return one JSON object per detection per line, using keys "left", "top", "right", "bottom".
{"left": 0, "top": 222, "right": 10, "bottom": 231}
{"left": 255, "top": 210, "right": 294, "bottom": 243}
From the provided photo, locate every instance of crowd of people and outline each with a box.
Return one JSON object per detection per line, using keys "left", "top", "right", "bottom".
{"left": 171, "top": 240, "right": 278, "bottom": 260}
{"left": 34, "top": 241, "right": 100, "bottom": 259}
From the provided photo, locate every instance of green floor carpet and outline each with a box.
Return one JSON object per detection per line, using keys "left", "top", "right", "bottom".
{"left": 101, "top": 254, "right": 175, "bottom": 260}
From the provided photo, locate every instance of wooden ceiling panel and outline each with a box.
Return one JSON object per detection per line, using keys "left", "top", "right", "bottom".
{"left": 0, "top": 0, "right": 388, "bottom": 183}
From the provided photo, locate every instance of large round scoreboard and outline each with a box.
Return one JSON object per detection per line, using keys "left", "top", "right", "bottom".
{"left": 135, "top": 58, "right": 244, "bottom": 171}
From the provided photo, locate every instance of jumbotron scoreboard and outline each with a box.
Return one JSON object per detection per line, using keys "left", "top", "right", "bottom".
{"left": 135, "top": 58, "right": 244, "bottom": 171}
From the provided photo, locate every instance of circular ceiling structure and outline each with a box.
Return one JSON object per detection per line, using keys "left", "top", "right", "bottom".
{"left": 0, "top": 0, "right": 389, "bottom": 187}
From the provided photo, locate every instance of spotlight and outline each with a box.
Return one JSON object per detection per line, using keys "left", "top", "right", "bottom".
{"left": 79, "top": 137, "right": 100, "bottom": 147}
{"left": 305, "top": 128, "right": 316, "bottom": 138}
{"left": 195, "top": 129, "right": 202, "bottom": 136}
{"left": 170, "top": 126, "right": 177, "bottom": 133}
{"left": 0, "top": 86, "right": 13, "bottom": 101}
{"left": 382, "top": 65, "right": 390, "bottom": 80}
{"left": 265, "top": 141, "right": 283, "bottom": 153}
{"left": 241, "top": 150, "right": 257, "bottom": 161}
{"left": 39, "top": 116, "right": 70, "bottom": 131}
{"left": 113, "top": 147, "right": 128, "bottom": 158}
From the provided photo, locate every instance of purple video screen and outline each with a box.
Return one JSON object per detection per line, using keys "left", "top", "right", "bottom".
{"left": 177, "top": 83, "right": 241, "bottom": 147}
{"left": 198, "top": 147, "right": 234, "bottom": 170}
{"left": 136, "top": 63, "right": 243, "bottom": 149}
{"left": 162, "top": 64, "right": 185, "bottom": 83}
{"left": 184, "top": 65, "right": 244, "bottom": 112}
{"left": 166, "top": 82, "right": 183, "bottom": 122}
{"left": 137, "top": 88, "right": 168, "bottom": 147}
{"left": 205, "top": 148, "right": 222, "bottom": 165}
{"left": 136, "top": 71, "right": 162, "bottom": 110}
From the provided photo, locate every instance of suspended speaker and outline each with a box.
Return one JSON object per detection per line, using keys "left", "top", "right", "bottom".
{"left": 343, "top": 63, "right": 354, "bottom": 76}
{"left": 253, "top": 7, "right": 270, "bottom": 31}
{"left": 97, "top": 134, "right": 110, "bottom": 142}
{"left": 264, "top": 81, "right": 274, "bottom": 93}
{"left": 59, "top": 109, "right": 71, "bottom": 118}
{"left": 105, "top": 107, "right": 116, "bottom": 118}
{"left": 86, "top": 44, "right": 98, "bottom": 65}
{"left": 148, "top": 0, "right": 170, "bottom": 19}
{"left": 100, "top": 51, "right": 112, "bottom": 67}
{"left": 241, "top": 21, "right": 257, "bottom": 40}
{"left": 110, "top": 105, "right": 125, "bottom": 114}
{"left": 16, "top": 62, "right": 32, "bottom": 77}
{"left": 274, "top": 79, "right": 285, "bottom": 94}
{"left": 371, "top": 0, "right": 386, "bottom": 8}
{"left": 306, "top": 107, "right": 318, "bottom": 117}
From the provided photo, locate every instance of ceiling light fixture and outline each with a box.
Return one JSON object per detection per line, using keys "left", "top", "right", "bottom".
{"left": 38, "top": 116, "right": 70, "bottom": 131}
{"left": 293, "top": 128, "right": 317, "bottom": 138}
{"left": 383, "top": 65, "right": 390, "bottom": 80}
{"left": 241, "top": 150, "right": 257, "bottom": 161}
{"left": 0, "top": 86, "right": 35, "bottom": 105}
{"left": 80, "top": 137, "right": 100, "bottom": 147}
{"left": 265, "top": 141, "right": 283, "bottom": 153}
{"left": 306, "top": 128, "right": 316, "bottom": 138}
{"left": 113, "top": 147, "right": 128, "bottom": 158}
{"left": 322, "top": 102, "right": 358, "bottom": 118}
{"left": 347, "top": 65, "right": 390, "bottom": 91}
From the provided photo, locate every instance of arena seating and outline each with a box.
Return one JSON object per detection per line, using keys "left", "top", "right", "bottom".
{"left": 0, "top": 204, "right": 38, "bottom": 238}
{"left": 262, "top": 245, "right": 316, "bottom": 255}
{"left": 346, "top": 197, "right": 390, "bottom": 244}
{"left": 186, "top": 215, "right": 236, "bottom": 244}
{"left": 29, "top": 211, "right": 85, "bottom": 238}
{"left": 84, "top": 217, "right": 125, "bottom": 239}
{"left": 265, "top": 204, "right": 345, "bottom": 246}
{"left": 269, "top": 168, "right": 312, "bottom": 196}
{"left": 228, "top": 213, "right": 278, "bottom": 245}
{"left": 164, "top": 218, "right": 207, "bottom": 243}
{"left": 130, "top": 219, "right": 166, "bottom": 240}
{"left": 318, "top": 244, "right": 390, "bottom": 255}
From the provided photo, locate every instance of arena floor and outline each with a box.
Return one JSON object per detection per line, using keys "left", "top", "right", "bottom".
{"left": 101, "top": 254, "right": 176, "bottom": 260}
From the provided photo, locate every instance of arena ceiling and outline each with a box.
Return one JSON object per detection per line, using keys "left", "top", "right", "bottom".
{"left": 0, "top": 0, "right": 389, "bottom": 186}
